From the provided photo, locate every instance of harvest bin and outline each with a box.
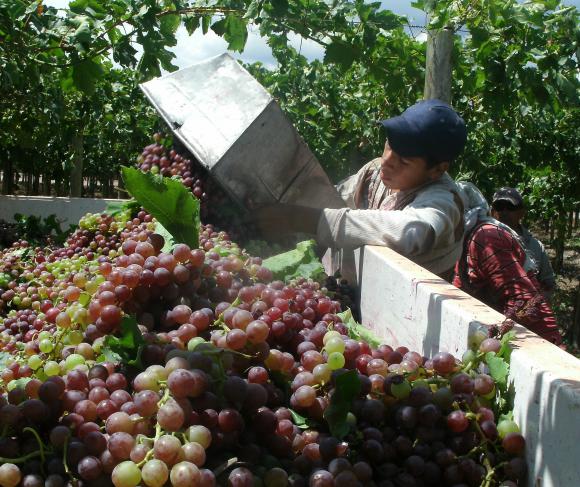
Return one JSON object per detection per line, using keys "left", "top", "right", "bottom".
{"left": 139, "top": 53, "right": 345, "bottom": 211}
{"left": 2, "top": 196, "right": 580, "bottom": 486}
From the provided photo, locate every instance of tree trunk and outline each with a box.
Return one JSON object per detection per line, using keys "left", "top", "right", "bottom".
{"left": 116, "top": 171, "right": 125, "bottom": 199}
{"left": 26, "top": 172, "right": 32, "bottom": 194}
{"left": 424, "top": 25, "right": 454, "bottom": 104}
{"left": 568, "top": 212, "right": 574, "bottom": 239}
{"left": 43, "top": 173, "right": 52, "bottom": 195}
{"left": 2, "top": 159, "right": 13, "bottom": 194}
{"left": 33, "top": 173, "right": 40, "bottom": 195}
{"left": 552, "top": 214, "right": 566, "bottom": 273}
{"left": 572, "top": 283, "right": 580, "bottom": 348}
{"left": 550, "top": 221, "right": 555, "bottom": 244}
{"left": 575, "top": 211, "right": 579, "bottom": 229}
{"left": 70, "top": 133, "right": 84, "bottom": 197}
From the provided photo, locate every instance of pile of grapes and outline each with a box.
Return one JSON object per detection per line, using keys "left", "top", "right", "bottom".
{"left": 0, "top": 138, "right": 527, "bottom": 487}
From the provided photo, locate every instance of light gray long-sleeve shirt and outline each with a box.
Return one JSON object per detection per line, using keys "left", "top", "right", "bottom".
{"left": 316, "top": 161, "right": 465, "bottom": 275}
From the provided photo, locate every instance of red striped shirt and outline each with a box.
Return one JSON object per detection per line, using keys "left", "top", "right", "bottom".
{"left": 453, "top": 223, "right": 561, "bottom": 344}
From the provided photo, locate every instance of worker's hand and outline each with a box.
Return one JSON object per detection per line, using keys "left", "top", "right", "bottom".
{"left": 248, "top": 204, "right": 322, "bottom": 242}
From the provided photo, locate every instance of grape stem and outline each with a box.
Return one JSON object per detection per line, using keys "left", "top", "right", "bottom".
{"left": 62, "top": 435, "right": 77, "bottom": 481}
{"left": 481, "top": 458, "right": 506, "bottom": 487}
{"left": 137, "top": 422, "right": 163, "bottom": 467}
{"left": 157, "top": 386, "right": 171, "bottom": 407}
{"left": 0, "top": 450, "right": 44, "bottom": 464}
{"left": 23, "top": 427, "right": 46, "bottom": 464}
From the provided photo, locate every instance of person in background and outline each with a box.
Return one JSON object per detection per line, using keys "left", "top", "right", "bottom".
{"left": 491, "top": 187, "right": 556, "bottom": 299}
{"left": 453, "top": 183, "right": 562, "bottom": 345}
{"left": 253, "top": 99, "right": 467, "bottom": 279}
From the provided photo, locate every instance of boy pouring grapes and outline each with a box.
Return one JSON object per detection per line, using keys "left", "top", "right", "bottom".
{"left": 254, "top": 99, "right": 467, "bottom": 279}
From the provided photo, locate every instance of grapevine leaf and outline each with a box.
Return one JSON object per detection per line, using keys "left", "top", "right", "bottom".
{"left": 288, "top": 408, "right": 317, "bottom": 429}
{"left": 101, "top": 316, "right": 145, "bottom": 369}
{"left": 485, "top": 352, "right": 509, "bottom": 387}
{"left": 104, "top": 199, "right": 141, "bottom": 217}
{"left": 121, "top": 166, "right": 200, "bottom": 248}
{"left": 211, "top": 15, "right": 248, "bottom": 52}
{"left": 497, "top": 330, "right": 516, "bottom": 361}
{"left": 154, "top": 221, "right": 176, "bottom": 253}
{"left": 337, "top": 308, "right": 382, "bottom": 349}
{"left": 262, "top": 240, "right": 324, "bottom": 282}
{"left": 324, "top": 369, "right": 361, "bottom": 439}
{"left": 72, "top": 58, "right": 103, "bottom": 95}
{"left": 324, "top": 40, "right": 360, "bottom": 69}
{"left": 160, "top": 13, "right": 180, "bottom": 36}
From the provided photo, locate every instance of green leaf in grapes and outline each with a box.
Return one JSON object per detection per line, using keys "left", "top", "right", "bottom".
{"left": 262, "top": 240, "right": 324, "bottom": 282}
{"left": 324, "top": 369, "right": 361, "bottom": 439}
{"left": 337, "top": 308, "right": 382, "bottom": 349}
{"left": 485, "top": 352, "right": 509, "bottom": 387}
{"left": 101, "top": 316, "right": 145, "bottom": 369}
{"left": 121, "top": 166, "right": 200, "bottom": 248}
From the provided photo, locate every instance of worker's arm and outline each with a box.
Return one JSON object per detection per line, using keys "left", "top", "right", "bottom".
{"left": 317, "top": 187, "right": 461, "bottom": 256}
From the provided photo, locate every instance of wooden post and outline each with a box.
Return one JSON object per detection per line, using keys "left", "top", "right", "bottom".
{"left": 424, "top": 24, "right": 454, "bottom": 103}
{"left": 70, "top": 133, "right": 84, "bottom": 197}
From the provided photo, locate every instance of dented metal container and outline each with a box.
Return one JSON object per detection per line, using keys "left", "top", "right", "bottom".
{"left": 140, "top": 53, "right": 345, "bottom": 211}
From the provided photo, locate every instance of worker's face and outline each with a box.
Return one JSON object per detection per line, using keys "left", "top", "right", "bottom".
{"left": 380, "top": 141, "right": 448, "bottom": 191}
{"left": 492, "top": 207, "right": 525, "bottom": 229}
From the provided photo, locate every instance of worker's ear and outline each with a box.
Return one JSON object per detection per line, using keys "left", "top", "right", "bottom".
{"left": 428, "top": 161, "right": 449, "bottom": 180}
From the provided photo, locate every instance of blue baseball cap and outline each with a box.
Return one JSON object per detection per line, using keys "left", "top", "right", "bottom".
{"left": 380, "top": 99, "right": 467, "bottom": 163}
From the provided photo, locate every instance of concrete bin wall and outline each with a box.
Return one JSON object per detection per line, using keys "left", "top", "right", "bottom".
{"left": 0, "top": 195, "right": 126, "bottom": 226}
{"left": 351, "top": 245, "right": 580, "bottom": 487}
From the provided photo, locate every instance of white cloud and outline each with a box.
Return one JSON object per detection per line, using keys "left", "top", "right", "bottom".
{"left": 169, "top": 24, "right": 325, "bottom": 70}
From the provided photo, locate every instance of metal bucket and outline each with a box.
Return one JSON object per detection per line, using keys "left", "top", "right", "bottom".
{"left": 140, "top": 53, "right": 345, "bottom": 211}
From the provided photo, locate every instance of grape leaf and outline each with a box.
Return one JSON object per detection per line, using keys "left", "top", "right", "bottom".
{"left": 72, "top": 58, "right": 103, "bottom": 95}
{"left": 262, "top": 240, "right": 324, "bottom": 282}
{"left": 104, "top": 199, "right": 141, "bottom": 217}
{"left": 323, "top": 369, "right": 361, "bottom": 439}
{"left": 337, "top": 308, "right": 382, "bottom": 349}
{"left": 154, "top": 221, "right": 176, "bottom": 253}
{"left": 288, "top": 408, "right": 317, "bottom": 429}
{"left": 211, "top": 15, "right": 248, "bottom": 52}
{"left": 485, "top": 352, "right": 509, "bottom": 386}
{"left": 121, "top": 166, "right": 200, "bottom": 249}
{"left": 101, "top": 316, "right": 145, "bottom": 369}
{"left": 324, "top": 40, "right": 360, "bottom": 69}
{"left": 497, "top": 330, "right": 516, "bottom": 361}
